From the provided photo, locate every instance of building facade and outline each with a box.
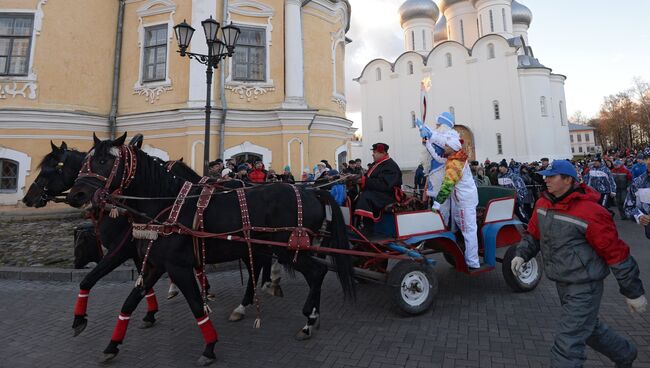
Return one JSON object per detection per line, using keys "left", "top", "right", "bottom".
{"left": 568, "top": 123, "right": 599, "bottom": 156}
{"left": 0, "top": 0, "right": 354, "bottom": 205}
{"left": 355, "top": 0, "right": 571, "bottom": 170}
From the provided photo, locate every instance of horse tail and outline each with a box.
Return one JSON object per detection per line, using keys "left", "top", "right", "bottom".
{"left": 314, "top": 190, "right": 356, "bottom": 301}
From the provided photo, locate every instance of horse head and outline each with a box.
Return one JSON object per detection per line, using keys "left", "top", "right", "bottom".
{"left": 66, "top": 132, "right": 129, "bottom": 208}
{"left": 23, "top": 141, "right": 85, "bottom": 208}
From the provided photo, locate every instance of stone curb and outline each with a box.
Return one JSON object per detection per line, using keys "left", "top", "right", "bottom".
{"left": 0, "top": 208, "right": 84, "bottom": 222}
{"left": 0, "top": 262, "right": 240, "bottom": 282}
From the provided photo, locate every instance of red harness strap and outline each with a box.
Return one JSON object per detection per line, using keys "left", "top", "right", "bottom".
{"left": 193, "top": 184, "right": 216, "bottom": 313}
{"left": 288, "top": 186, "right": 311, "bottom": 260}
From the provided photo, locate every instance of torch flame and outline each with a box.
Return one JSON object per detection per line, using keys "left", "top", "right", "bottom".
{"left": 421, "top": 77, "right": 432, "bottom": 92}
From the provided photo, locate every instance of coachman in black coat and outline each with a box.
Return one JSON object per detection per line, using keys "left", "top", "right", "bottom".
{"left": 354, "top": 143, "right": 403, "bottom": 222}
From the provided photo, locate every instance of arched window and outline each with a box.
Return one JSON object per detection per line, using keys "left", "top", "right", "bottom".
{"left": 488, "top": 43, "right": 495, "bottom": 59}
{"left": 0, "top": 159, "right": 19, "bottom": 191}
{"left": 489, "top": 10, "right": 494, "bottom": 32}
{"left": 559, "top": 100, "right": 566, "bottom": 125}
{"left": 411, "top": 111, "right": 416, "bottom": 128}
{"left": 479, "top": 15, "right": 483, "bottom": 37}
{"left": 407, "top": 61, "right": 414, "bottom": 75}
{"left": 378, "top": 116, "right": 384, "bottom": 132}
{"left": 375, "top": 67, "right": 381, "bottom": 81}
{"left": 445, "top": 53, "right": 452, "bottom": 67}
{"left": 460, "top": 19, "right": 465, "bottom": 45}
{"left": 411, "top": 30, "right": 415, "bottom": 50}
{"left": 233, "top": 152, "right": 263, "bottom": 166}
{"left": 476, "top": 19, "right": 480, "bottom": 37}
{"left": 422, "top": 29, "right": 426, "bottom": 50}
{"left": 496, "top": 133, "right": 503, "bottom": 154}
{"left": 493, "top": 100, "right": 500, "bottom": 120}
{"left": 540, "top": 96, "right": 548, "bottom": 116}
{"left": 449, "top": 106, "right": 455, "bottom": 117}
{"left": 502, "top": 8, "right": 507, "bottom": 32}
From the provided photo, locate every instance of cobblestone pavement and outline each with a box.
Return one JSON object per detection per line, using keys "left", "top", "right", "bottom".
{"left": 0, "top": 219, "right": 649, "bottom": 368}
{"left": 0, "top": 217, "right": 86, "bottom": 267}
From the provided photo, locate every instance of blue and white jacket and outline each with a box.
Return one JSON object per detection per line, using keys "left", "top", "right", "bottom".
{"left": 584, "top": 165, "right": 616, "bottom": 194}
{"left": 625, "top": 172, "right": 650, "bottom": 222}
{"left": 497, "top": 171, "right": 528, "bottom": 203}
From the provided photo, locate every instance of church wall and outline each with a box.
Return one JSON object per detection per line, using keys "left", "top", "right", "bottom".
{"left": 518, "top": 68, "right": 559, "bottom": 161}
{"left": 444, "top": 2, "right": 479, "bottom": 48}
{"left": 550, "top": 75, "right": 572, "bottom": 158}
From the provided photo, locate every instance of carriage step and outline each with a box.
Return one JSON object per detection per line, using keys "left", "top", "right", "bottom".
{"left": 467, "top": 264, "right": 494, "bottom": 275}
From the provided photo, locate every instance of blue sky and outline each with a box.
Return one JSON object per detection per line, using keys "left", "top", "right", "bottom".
{"left": 344, "top": 0, "right": 650, "bottom": 131}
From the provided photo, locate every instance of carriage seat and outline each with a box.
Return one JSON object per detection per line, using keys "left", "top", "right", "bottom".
{"left": 475, "top": 186, "right": 516, "bottom": 228}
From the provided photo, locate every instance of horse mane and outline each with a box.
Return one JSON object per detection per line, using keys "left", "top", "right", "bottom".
{"left": 167, "top": 160, "right": 202, "bottom": 183}
{"left": 129, "top": 147, "right": 186, "bottom": 197}
{"left": 37, "top": 148, "right": 86, "bottom": 170}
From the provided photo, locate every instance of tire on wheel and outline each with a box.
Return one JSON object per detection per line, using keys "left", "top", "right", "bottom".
{"left": 387, "top": 260, "right": 438, "bottom": 315}
{"left": 502, "top": 245, "right": 543, "bottom": 292}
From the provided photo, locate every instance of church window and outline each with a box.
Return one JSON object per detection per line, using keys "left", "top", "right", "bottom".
{"left": 0, "top": 159, "right": 18, "bottom": 191}
{"left": 445, "top": 53, "right": 452, "bottom": 67}
{"left": 578, "top": 146, "right": 583, "bottom": 153}
{"left": 378, "top": 116, "right": 384, "bottom": 132}
{"left": 493, "top": 100, "right": 500, "bottom": 120}
{"left": 577, "top": 134, "right": 582, "bottom": 142}
{"left": 477, "top": 19, "right": 480, "bottom": 37}
{"left": 585, "top": 133, "right": 590, "bottom": 142}
{"left": 540, "top": 96, "right": 548, "bottom": 116}
{"left": 411, "top": 30, "right": 415, "bottom": 50}
{"left": 479, "top": 16, "right": 483, "bottom": 37}
{"left": 142, "top": 24, "right": 168, "bottom": 82}
{"left": 559, "top": 101, "right": 566, "bottom": 125}
{"left": 0, "top": 14, "right": 34, "bottom": 76}
{"left": 460, "top": 19, "right": 465, "bottom": 45}
{"left": 407, "top": 61, "right": 414, "bottom": 75}
{"left": 233, "top": 26, "right": 266, "bottom": 82}
{"left": 502, "top": 8, "right": 507, "bottom": 32}
{"left": 411, "top": 111, "right": 416, "bottom": 128}
{"left": 570, "top": 135, "right": 574, "bottom": 143}
{"left": 488, "top": 43, "right": 495, "bottom": 59}
{"left": 376, "top": 67, "right": 381, "bottom": 81}
{"left": 422, "top": 29, "right": 426, "bottom": 50}
{"left": 449, "top": 106, "right": 455, "bottom": 117}
{"left": 489, "top": 10, "right": 494, "bottom": 32}
{"left": 496, "top": 133, "right": 503, "bottom": 154}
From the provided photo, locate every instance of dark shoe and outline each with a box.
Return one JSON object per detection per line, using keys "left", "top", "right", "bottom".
{"left": 616, "top": 348, "right": 637, "bottom": 368}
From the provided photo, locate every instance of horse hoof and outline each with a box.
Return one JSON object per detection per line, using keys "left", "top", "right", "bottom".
{"left": 139, "top": 320, "right": 155, "bottom": 329}
{"left": 100, "top": 352, "right": 117, "bottom": 363}
{"left": 228, "top": 312, "right": 244, "bottom": 322}
{"left": 167, "top": 291, "right": 179, "bottom": 300}
{"left": 72, "top": 318, "right": 88, "bottom": 337}
{"left": 294, "top": 328, "right": 312, "bottom": 341}
{"left": 196, "top": 355, "right": 215, "bottom": 366}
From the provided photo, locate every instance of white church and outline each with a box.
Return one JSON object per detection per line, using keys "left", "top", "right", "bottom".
{"left": 354, "top": 0, "right": 572, "bottom": 169}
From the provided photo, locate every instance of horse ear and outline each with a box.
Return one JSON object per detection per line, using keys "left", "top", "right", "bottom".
{"left": 60, "top": 141, "right": 68, "bottom": 150}
{"left": 112, "top": 132, "right": 127, "bottom": 147}
{"left": 93, "top": 133, "right": 101, "bottom": 146}
{"left": 50, "top": 140, "right": 60, "bottom": 152}
{"left": 128, "top": 133, "right": 144, "bottom": 149}
{"left": 179, "top": 157, "right": 184, "bottom": 162}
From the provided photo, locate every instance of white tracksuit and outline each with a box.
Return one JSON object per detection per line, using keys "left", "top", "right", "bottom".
{"left": 450, "top": 163, "right": 480, "bottom": 268}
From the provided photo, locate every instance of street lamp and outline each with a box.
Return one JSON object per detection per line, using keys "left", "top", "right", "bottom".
{"left": 174, "top": 17, "right": 240, "bottom": 176}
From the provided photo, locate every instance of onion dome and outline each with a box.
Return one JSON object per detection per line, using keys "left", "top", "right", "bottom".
{"left": 434, "top": 15, "right": 448, "bottom": 42}
{"left": 439, "top": 0, "right": 469, "bottom": 13}
{"left": 512, "top": 0, "right": 532, "bottom": 26}
{"left": 399, "top": 0, "right": 440, "bottom": 27}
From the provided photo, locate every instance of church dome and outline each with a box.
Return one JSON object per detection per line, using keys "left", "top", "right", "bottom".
{"left": 399, "top": 0, "right": 440, "bottom": 27}
{"left": 434, "top": 15, "right": 448, "bottom": 42}
{"left": 511, "top": 0, "right": 532, "bottom": 26}
{"left": 439, "top": 0, "right": 469, "bottom": 13}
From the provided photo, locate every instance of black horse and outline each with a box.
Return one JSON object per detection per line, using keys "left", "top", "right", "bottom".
{"left": 66, "top": 134, "right": 355, "bottom": 366}
{"left": 22, "top": 140, "right": 279, "bottom": 338}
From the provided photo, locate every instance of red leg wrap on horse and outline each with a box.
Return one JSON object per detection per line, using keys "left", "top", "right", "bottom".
{"left": 196, "top": 315, "right": 218, "bottom": 344}
{"left": 145, "top": 289, "right": 158, "bottom": 312}
{"left": 111, "top": 313, "right": 131, "bottom": 342}
{"left": 74, "top": 289, "right": 90, "bottom": 316}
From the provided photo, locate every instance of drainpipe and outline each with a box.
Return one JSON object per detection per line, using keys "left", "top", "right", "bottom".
{"left": 218, "top": 0, "right": 229, "bottom": 159}
{"left": 108, "top": 0, "right": 126, "bottom": 139}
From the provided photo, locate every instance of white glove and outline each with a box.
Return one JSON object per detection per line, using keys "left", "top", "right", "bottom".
{"left": 431, "top": 201, "right": 441, "bottom": 212}
{"left": 610, "top": 192, "right": 616, "bottom": 198}
{"left": 626, "top": 295, "right": 647, "bottom": 313}
{"left": 510, "top": 256, "right": 525, "bottom": 274}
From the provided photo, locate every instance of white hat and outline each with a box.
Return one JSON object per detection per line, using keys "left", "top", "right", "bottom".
{"left": 221, "top": 168, "right": 232, "bottom": 177}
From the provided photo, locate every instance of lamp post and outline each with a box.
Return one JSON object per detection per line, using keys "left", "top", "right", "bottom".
{"left": 174, "top": 17, "right": 240, "bottom": 176}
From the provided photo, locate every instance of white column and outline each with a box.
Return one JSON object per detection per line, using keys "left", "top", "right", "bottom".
{"left": 188, "top": 0, "right": 217, "bottom": 108}
{"left": 283, "top": 0, "right": 307, "bottom": 109}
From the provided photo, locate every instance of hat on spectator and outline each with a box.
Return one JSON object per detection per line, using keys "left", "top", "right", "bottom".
{"left": 498, "top": 159, "right": 508, "bottom": 168}
{"left": 642, "top": 147, "right": 650, "bottom": 159}
{"left": 537, "top": 159, "right": 578, "bottom": 181}
{"left": 470, "top": 160, "right": 479, "bottom": 166}
{"left": 614, "top": 159, "right": 622, "bottom": 166}
{"left": 371, "top": 143, "right": 389, "bottom": 153}
{"left": 237, "top": 164, "right": 248, "bottom": 172}
{"left": 221, "top": 168, "right": 232, "bottom": 177}
{"left": 284, "top": 165, "right": 291, "bottom": 172}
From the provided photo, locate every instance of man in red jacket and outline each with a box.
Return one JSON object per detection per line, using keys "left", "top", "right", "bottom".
{"left": 512, "top": 159, "right": 646, "bottom": 367}
{"left": 248, "top": 160, "right": 267, "bottom": 183}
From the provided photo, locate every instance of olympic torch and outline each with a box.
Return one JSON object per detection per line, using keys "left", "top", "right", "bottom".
{"left": 417, "top": 77, "right": 433, "bottom": 141}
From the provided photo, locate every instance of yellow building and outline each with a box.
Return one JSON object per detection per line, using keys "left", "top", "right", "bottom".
{"left": 0, "top": 0, "right": 354, "bottom": 205}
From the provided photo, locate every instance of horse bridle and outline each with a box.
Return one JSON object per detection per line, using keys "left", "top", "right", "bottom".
{"left": 76, "top": 145, "right": 137, "bottom": 199}
{"left": 31, "top": 151, "right": 70, "bottom": 203}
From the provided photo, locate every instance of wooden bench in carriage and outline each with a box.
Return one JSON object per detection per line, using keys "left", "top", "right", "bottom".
{"left": 334, "top": 186, "right": 543, "bottom": 315}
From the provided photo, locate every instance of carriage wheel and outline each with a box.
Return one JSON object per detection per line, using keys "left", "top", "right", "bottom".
{"left": 502, "top": 245, "right": 543, "bottom": 292}
{"left": 388, "top": 261, "right": 438, "bottom": 315}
